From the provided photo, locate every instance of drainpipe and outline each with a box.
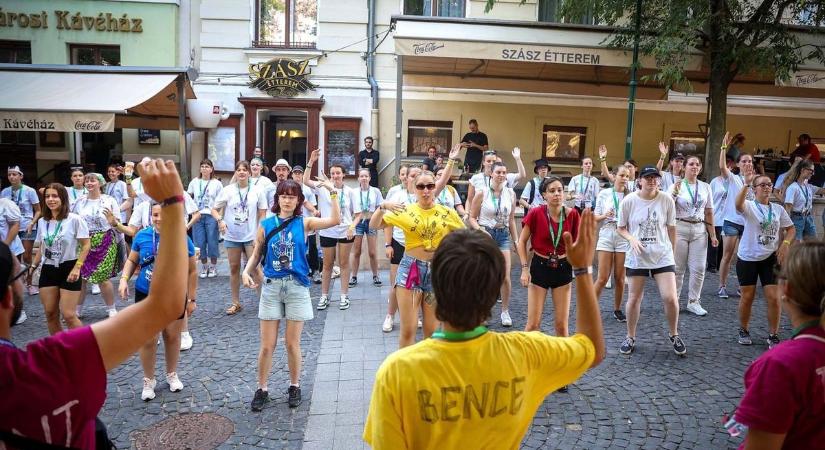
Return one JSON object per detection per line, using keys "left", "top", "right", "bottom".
{"left": 367, "top": 0, "right": 379, "bottom": 152}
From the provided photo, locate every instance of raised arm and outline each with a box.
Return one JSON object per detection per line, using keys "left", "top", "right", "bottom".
{"left": 598, "top": 145, "right": 616, "bottom": 183}
{"left": 433, "top": 143, "right": 461, "bottom": 197}
{"left": 304, "top": 148, "right": 322, "bottom": 188}
{"left": 656, "top": 142, "right": 667, "bottom": 172}
{"left": 719, "top": 131, "right": 733, "bottom": 178}
{"left": 735, "top": 183, "right": 750, "bottom": 214}
{"left": 512, "top": 147, "right": 526, "bottom": 183}
{"left": 306, "top": 180, "right": 342, "bottom": 232}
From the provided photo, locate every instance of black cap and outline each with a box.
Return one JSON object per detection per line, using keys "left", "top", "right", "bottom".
{"left": 671, "top": 152, "right": 685, "bottom": 161}
{"left": 639, "top": 165, "right": 661, "bottom": 178}
{"left": 533, "top": 158, "right": 551, "bottom": 174}
{"left": 291, "top": 165, "right": 304, "bottom": 173}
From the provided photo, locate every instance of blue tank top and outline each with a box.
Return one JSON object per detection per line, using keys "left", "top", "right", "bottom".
{"left": 261, "top": 215, "right": 309, "bottom": 286}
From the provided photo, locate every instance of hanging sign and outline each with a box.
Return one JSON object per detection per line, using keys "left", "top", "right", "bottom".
{"left": 248, "top": 58, "right": 316, "bottom": 97}
{"left": 0, "top": 111, "right": 115, "bottom": 132}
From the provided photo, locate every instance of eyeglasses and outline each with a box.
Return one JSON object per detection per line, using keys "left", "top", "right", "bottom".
{"left": 415, "top": 183, "right": 436, "bottom": 191}
{"left": 754, "top": 183, "right": 773, "bottom": 189}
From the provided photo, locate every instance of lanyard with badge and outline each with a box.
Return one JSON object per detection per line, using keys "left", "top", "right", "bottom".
{"left": 198, "top": 179, "right": 209, "bottom": 208}
{"left": 43, "top": 220, "right": 63, "bottom": 262}
{"left": 235, "top": 186, "right": 250, "bottom": 224}
{"left": 11, "top": 186, "right": 23, "bottom": 206}
{"left": 683, "top": 179, "right": 700, "bottom": 216}
{"left": 432, "top": 325, "right": 488, "bottom": 341}
{"left": 755, "top": 202, "right": 773, "bottom": 246}
{"left": 360, "top": 188, "right": 371, "bottom": 212}
{"left": 798, "top": 182, "right": 811, "bottom": 213}
{"left": 547, "top": 206, "right": 564, "bottom": 268}
{"left": 578, "top": 176, "right": 590, "bottom": 207}
{"left": 72, "top": 187, "right": 86, "bottom": 201}
{"left": 143, "top": 228, "right": 160, "bottom": 282}
{"left": 489, "top": 189, "right": 505, "bottom": 225}
{"left": 611, "top": 189, "right": 621, "bottom": 221}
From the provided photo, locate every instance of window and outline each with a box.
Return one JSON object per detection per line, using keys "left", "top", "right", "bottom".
{"left": 407, "top": 120, "right": 453, "bottom": 156}
{"left": 0, "top": 40, "right": 31, "bottom": 64}
{"left": 538, "top": 0, "right": 597, "bottom": 25}
{"left": 70, "top": 44, "right": 121, "bottom": 66}
{"left": 404, "top": 0, "right": 465, "bottom": 18}
{"left": 323, "top": 117, "right": 361, "bottom": 176}
{"left": 256, "top": 0, "right": 317, "bottom": 48}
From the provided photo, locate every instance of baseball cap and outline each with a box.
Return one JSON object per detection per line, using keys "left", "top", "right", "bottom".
{"left": 638, "top": 165, "right": 661, "bottom": 178}
{"left": 291, "top": 165, "right": 304, "bottom": 173}
{"left": 274, "top": 159, "right": 290, "bottom": 169}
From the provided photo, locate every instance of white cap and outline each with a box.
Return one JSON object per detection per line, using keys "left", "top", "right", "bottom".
{"left": 274, "top": 159, "right": 290, "bottom": 168}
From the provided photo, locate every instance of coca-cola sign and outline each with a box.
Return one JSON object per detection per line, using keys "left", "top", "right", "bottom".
{"left": 0, "top": 112, "right": 115, "bottom": 132}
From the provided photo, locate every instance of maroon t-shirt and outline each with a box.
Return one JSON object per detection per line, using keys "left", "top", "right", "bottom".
{"left": 522, "top": 205, "right": 580, "bottom": 256}
{"left": 735, "top": 325, "right": 825, "bottom": 449}
{"left": 0, "top": 326, "right": 106, "bottom": 449}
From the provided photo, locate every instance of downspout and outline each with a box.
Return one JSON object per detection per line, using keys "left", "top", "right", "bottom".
{"left": 367, "top": 0, "right": 379, "bottom": 159}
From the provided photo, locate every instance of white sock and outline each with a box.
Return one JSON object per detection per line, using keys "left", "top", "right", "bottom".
{"left": 107, "top": 306, "right": 116, "bottom": 312}
{"left": 290, "top": 383, "right": 300, "bottom": 388}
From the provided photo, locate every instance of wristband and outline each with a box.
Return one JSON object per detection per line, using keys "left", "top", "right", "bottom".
{"left": 782, "top": 240, "right": 791, "bottom": 246}
{"left": 160, "top": 195, "right": 185, "bottom": 208}
{"left": 599, "top": 157, "right": 606, "bottom": 162}
{"left": 385, "top": 243, "right": 392, "bottom": 248}
{"left": 521, "top": 264, "right": 528, "bottom": 268}
{"left": 572, "top": 266, "right": 593, "bottom": 276}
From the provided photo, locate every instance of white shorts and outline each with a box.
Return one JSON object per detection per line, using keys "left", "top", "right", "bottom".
{"left": 596, "top": 223, "right": 629, "bottom": 253}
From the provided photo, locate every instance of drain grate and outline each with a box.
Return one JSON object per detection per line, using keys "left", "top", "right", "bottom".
{"left": 132, "top": 413, "right": 234, "bottom": 450}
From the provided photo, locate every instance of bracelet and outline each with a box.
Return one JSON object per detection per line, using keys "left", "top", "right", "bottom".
{"left": 385, "top": 243, "right": 392, "bottom": 248}
{"left": 721, "top": 145, "right": 728, "bottom": 150}
{"left": 599, "top": 157, "right": 606, "bottom": 162}
{"left": 160, "top": 195, "right": 185, "bottom": 208}
{"left": 188, "top": 298, "right": 196, "bottom": 303}
{"left": 659, "top": 155, "right": 666, "bottom": 160}
{"left": 330, "top": 192, "right": 339, "bottom": 198}
{"left": 572, "top": 266, "right": 593, "bottom": 276}
{"left": 782, "top": 240, "right": 791, "bottom": 246}
{"left": 521, "top": 264, "right": 528, "bottom": 268}
{"left": 120, "top": 276, "right": 129, "bottom": 281}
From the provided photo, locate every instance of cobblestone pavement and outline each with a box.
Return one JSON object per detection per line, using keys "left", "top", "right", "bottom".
{"left": 11, "top": 262, "right": 779, "bottom": 449}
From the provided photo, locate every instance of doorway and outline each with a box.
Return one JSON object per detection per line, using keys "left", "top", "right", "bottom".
{"left": 264, "top": 112, "right": 308, "bottom": 168}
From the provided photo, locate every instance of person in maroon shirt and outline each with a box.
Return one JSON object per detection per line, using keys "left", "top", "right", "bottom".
{"left": 790, "top": 133, "right": 821, "bottom": 163}
{"left": 0, "top": 159, "right": 191, "bottom": 449}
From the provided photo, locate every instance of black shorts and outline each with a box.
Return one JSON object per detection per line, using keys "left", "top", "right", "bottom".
{"left": 529, "top": 255, "right": 573, "bottom": 290}
{"left": 38, "top": 260, "right": 82, "bottom": 292}
{"left": 736, "top": 253, "right": 777, "bottom": 287}
{"left": 135, "top": 290, "right": 186, "bottom": 320}
{"left": 390, "top": 239, "right": 405, "bottom": 265}
{"left": 320, "top": 235, "right": 355, "bottom": 248}
{"left": 626, "top": 265, "right": 676, "bottom": 277}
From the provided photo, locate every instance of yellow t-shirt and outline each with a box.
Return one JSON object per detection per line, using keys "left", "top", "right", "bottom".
{"left": 363, "top": 332, "right": 596, "bottom": 450}
{"left": 383, "top": 203, "right": 465, "bottom": 251}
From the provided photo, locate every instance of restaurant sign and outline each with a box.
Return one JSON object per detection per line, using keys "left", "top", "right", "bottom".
{"left": 249, "top": 59, "right": 316, "bottom": 97}
{"left": 0, "top": 112, "right": 115, "bottom": 132}
{"left": 778, "top": 70, "right": 825, "bottom": 89}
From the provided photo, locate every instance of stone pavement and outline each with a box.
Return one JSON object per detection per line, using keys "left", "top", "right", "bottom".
{"left": 10, "top": 262, "right": 781, "bottom": 449}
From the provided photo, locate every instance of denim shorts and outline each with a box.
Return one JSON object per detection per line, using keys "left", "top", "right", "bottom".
{"left": 483, "top": 226, "right": 511, "bottom": 250}
{"left": 790, "top": 213, "right": 816, "bottom": 240}
{"left": 224, "top": 239, "right": 253, "bottom": 249}
{"left": 395, "top": 254, "right": 433, "bottom": 294}
{"left": 258, "top": 276, "right": 314, "bottom": 321}
{"left": 18, "top": 228, "right": 36, "bottom": 241}
{"left": 355, "top": 219, "right": 376, "bottom": 236}
{"left": 722, "top": 220, "right": 745, "bottom": 237}
{"left": 596, "top": 223, "right": 629, "bottom": 253}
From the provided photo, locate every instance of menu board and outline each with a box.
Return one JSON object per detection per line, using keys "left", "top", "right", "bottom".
{"left": 326, "top": 129, "right": 357, "bottom": 175}
{"left": 208, "top": 127, "right": 236, "bottom": 172}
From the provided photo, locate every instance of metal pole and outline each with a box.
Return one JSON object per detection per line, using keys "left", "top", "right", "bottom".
{"left": 177, "top": 77, "right": 189, "bottom": 183}
{"left": 395, "top": 55, "right": 403, "bottom": 173}
{"left": 624, "top": 0, "right": 642, "bottom": 160}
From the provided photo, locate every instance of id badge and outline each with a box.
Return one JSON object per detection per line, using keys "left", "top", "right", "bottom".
{"left": 234, "top": 210, "right": 249, "bottom": 224}
{"left": 548, "top": 254, "right": 559, "bottom": 269}
{"left": 145, "top": 269, "right": 153, "bottom": 282}
{"left": 45, "top": 249, "right": 55, "bottom": 260}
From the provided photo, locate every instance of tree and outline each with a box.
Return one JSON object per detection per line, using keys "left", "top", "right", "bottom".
{"left": 486, "top": 1, "right": 825, "bottom": 176}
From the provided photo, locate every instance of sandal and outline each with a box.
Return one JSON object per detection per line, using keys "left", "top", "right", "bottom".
{"left": 225, "top": 304, "right": 243, "bottom": 315}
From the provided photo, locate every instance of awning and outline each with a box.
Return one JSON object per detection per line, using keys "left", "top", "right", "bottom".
{"left": 0, "top": 64, "right": 197, "bottom": 132}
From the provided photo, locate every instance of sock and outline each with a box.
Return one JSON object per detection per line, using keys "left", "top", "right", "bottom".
{"left": 290, "top": 383, "right": 299, "bottom": 388}
{"left": 260, "top": 386, "right": 268, "bottom": 392}
{"left": 107, "top": 306, "right": 116, "bottom": 312}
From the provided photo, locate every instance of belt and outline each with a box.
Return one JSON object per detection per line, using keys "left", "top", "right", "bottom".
{"left": 534, "top": 252, "right": 567, "bottom": 261}
{"left": 790, "top": 211, "right": 810, "bottom": 217}
{"left": 677, "top": 218, "right": 703, "bottom": 224}
{"left": 485, "top": 224, "right": 508, "bottom": 230}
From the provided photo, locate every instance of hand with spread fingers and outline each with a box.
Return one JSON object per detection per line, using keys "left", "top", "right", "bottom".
{"left": 138, "top": 159, "right": 184, "bottom": 201}
{"left": 563, "top": 209, "right": 596, "bottom": 270}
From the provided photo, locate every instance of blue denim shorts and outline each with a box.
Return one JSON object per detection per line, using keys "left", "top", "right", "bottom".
{"left": 18, "top": 228, "right": 36, "bottom": 241}
{"left": 790, "top": 213, "right": 816, "bottom": 240}
{"left": 258, "top": 276, "right": 314, "bottom": 321}
{"left": 722, "top": 220, "right": 745, "bottom": 237}
{"left": 395, "top": 254, "right": 433, "bottom": 293}
{"left": 483, "top": 226, "right": 511, "bottom": 250}
{"left": 355, "top": 219, "right": 376, "bottom": 236}
{"left": 224, "top": 239, "right": 253, "bottom": 249}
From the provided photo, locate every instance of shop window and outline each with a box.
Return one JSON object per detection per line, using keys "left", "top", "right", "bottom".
{"left": 538, "top": 0, "right": 597, "bottom": 25}
{"left": 407, "top": 120, "right": 453, "bottom": 156}
{"left": 0, "top": 40, "right": 31, "bottom": 64}
{"left": 323, "top": 117, "right": 361, "bottom": 177}
{"left": 404, "top": 0, "right": 465, "bottom": 18}
{"left": 69, "top": 44, "right": 121, "bottom": 66}
{"left": 255, "top": 0, "right": 317, "bottom": 48}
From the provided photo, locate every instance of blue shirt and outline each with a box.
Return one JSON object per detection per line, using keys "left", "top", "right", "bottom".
{"left": 261, "top": 215, "right": 309, "bottom": 286}
{"left": 131, "top": 227, "right": 195, "bottom": 294}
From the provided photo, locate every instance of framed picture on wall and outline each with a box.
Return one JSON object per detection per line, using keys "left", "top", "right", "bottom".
{"left": 138, "top": 129, "right": 161, "bottom": 145}
{"left": 669, "top": 131, "right": 706, "bottom": 160}
{"left": 323, "top": 117, "right": 361, "bottom": 176}
{"left": 407, "top": 120, "right": 453, "bottom": 156}
{"left": 207, "top": 127, "right": 237, "bottom": 172}
{"left": 38, "top": 131, "right": 66, "bottom": 148}
{"left": 542, "top": 125, "right": 587, "bottom": 163}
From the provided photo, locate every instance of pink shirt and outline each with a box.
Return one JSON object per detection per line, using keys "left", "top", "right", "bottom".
{"left": 0, "top": 326, "right": 106, "bottom": 449}
{"left": 735, "top": 325, "right": 825, "bottom": 449}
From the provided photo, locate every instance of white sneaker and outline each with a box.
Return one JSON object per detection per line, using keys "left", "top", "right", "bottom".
{"left": 166, "top": 372, "right": 183, "bottom": 392}
{"left": 91, "top": 284, "right": 101, "bottom": 295}
{"left": 180, "top": 332, "right": 193, "bottom": 351}
{"left": 339, "top": 294, "right": 350, "bottom": 310}
{"left": 207, "top": 266, "right": 217, "bottom": 278}
{"left": 141, "top": 377, "right": 157, "bottom": 401}
{"left": 686, "top": 301, "right": 708, "bottom": 316}
{"left": 382, "top": 314, "right": 393, "bottom": 332}
{"left": 14, "top": 310, "right": 27, "bottom": 325}
{"left": 199, "top": 266, "right": 208, "bottom": 279}
{"left": 316, "top": 295, "right": 329, "bottom": 310}
{"left": 107, "top": 308, "right": 118, "bottom": 318}
{"left": 501, "top": 310, "right": 512, "bottom": 327}
{"left": 331, "top": 266, "right": 341, "bottom": 279}
{"left": 417, "top": 318, "right": 422, "bottom": 329}
{"left": 606, "top": 277, "right": 613, "bottom": 289}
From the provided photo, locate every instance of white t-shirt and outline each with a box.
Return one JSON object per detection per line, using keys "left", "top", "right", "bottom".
{"left": 317, "top": 185, "right": 361, "bottom": 239}
{"left": 594, "top": 187, "right": 626, "bottom": 225}
{"left": 71, "top": 195, "right": 121, "bottom": 234}
{"left": 386, "top": 189, "right": 416, "bottom": 245}
{"left": 469, "top": 173, "right": 519, "bottom": 193}
{"left": 104, "top": 180, "right": 128, "bottom": 221}
{"left": 478, "top": 186, "right": 514, "bottom": 228}
{"left": 737, "top": 201, "right": 793, "bottom": 262}
{"left": 355, "top": 186, "right": 384, "bottom": 215}
{"left": 130, "top": 178, "right": 152, "bottom": 208}
{"left": 0, "top": 198, "right": 24, "bottom": 255}
{"left": 784, "top": 182, "right": 815, "bottom": 213}
{"left": 301, "top": 184, "right": 317, "bottom": 217}
{"left": 618, "top": 191, "right": 676, "bottom": 269}
{"left": 0, "top": 185, "right": 39, "bottom": 229}
{"left": 35, "top": 214, "right": 89, "bottom": 267}
{"left": 214, "top": 184, "right": 267, "bottom": 243}
{"left": 709, "top": 176, "right": 728, "bottom": 227}
{"left": 567, "top": 174, "right": 600, "bottom": 209}
{"left": 65, "top": 186, "right": 88, "bottom": 210}
{"left": 250, "top": 176, "right": 276, "bottom": 208}
{"left": 128, "top": 192, "right": 199, "bottom": 230}
{"left": 659, "top": 172, "right": 681, "bottom": 192}
{"left": 187, "top": 178, "right": 224, "bottom": 214}
{"left": 669, "top": 179, "right": 713, "bottom": 221}
{"left": 436, "top": 185, "right": 463, "bottom": 210}
{"left": 520, "top": 177, "right": 547, "bottom": 209}
{"left": 721, "top": 173, "right": 754, "bottom": 226}
{"left": 386, "top": 184, "right": 404, "bottom": 199}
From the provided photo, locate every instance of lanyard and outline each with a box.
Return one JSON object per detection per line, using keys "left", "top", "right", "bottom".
{"left": 755, "top": 201, "right": 773, "bottom": 231}
{"left": 106, "top": 183, "right": 116, "bottom": 198}
{"left": 360, "top": 188, "right": 370, "bottom": 211}
{"left": 791, "top": 320, "right": 821, "bottom": 338}
{"left": 683, "top": 179, "right": 699, "bottom": 209}
{"left": 547, "top": 206, "right": 564, "bottom": 254}
{"left": 432, "top": 326, "right": 488, "bottom": 341}
{"left": 438, "top": 188, "right": 447, "bottom": 205}
{"left": 72, "top": 187, "right": 86, "bottom": 200}
{"left": 489, "top": 188, "right": 503, "bottom": 221}
{"left": 44, "top": 220, "right": 63, "bottom": 247}
{"left": 150, "top": 227, "right": 160, "bottom": 257}
{"left": 238, "top": 185, "right": 250, "bottom": 210}
{"left": 798, "top": 182, "right": 811, "bottom": 209}
{"left": 198, "top": 179, "right": 209, "bottom": 204}
{"left": 611, "top": 189, "right": 621, "bottom": 216}
{"left": 337, "top": 187, "right": 346, "bottom": 210}
{"left": 579, "top": 175, "right": 590, "bottom": 194}
{"left": 11, "top": 186, "right": 23, "bottom": 205}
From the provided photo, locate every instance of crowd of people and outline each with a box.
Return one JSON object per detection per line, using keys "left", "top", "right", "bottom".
{"left": 1, "top": 123, "right": 824, "bottom": 448}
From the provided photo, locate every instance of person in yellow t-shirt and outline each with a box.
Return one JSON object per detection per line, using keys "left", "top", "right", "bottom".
{"left": 363, "top": 210, "right": 606, "bottom": 450}
{"left": 369, "top": 144, "right": 463, "bottom": 348}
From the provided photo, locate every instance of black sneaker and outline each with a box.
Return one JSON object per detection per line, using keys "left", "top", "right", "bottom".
{"left": 738, "top": 327, "right": 752, "bottom": 345}
{"left": 669, "top": 334, "right": 687, "bottom": 356}
{"left": 251, "top": 388, "right": 269, "bottom": 412}
{"left": 767, "top": 334, "right": 780, "bottom": 349}
{"left": 619, "top": 336, "right": 635, "bottom": 355}
{"left": 372, "top": 275, "right": 382, "bottom": 287}
{"left": 348, "top": 277, "right": 357, "bottom": 287}
{"left": 613, "top": 310, "right": 627, "bottom": 322}
{"left": 287, "top": 386, "right": 302, "bottom": 408}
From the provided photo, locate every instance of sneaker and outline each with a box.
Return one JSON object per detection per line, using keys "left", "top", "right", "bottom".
{"left": 199, "top": 266, "right": 208, "bottom": 279}
{"left": 316, "top": 295, "right": 329, "bottom": 310}
{"left": 91, "top": 284, "right": 101, "bottom": 295}
{"left": 331, "top": 266, "right": 341, "bottom": 279}
{"left": 166, "top": 372, "right": 183, "bottom": 392}
{"left": 107, "top": 308, "right": 118, "bottom": 318}
{"left": 14, "top": 310, "right": 27, "bottom": 325}
{"left": 348, "top": 277, "right": 357, "bottom": 287}
{"left": 207, "top": 266, "right": 217, "bottom": 278}
{"left": 497, "top": 295, "right": 502, "bottom": 304}
{"left": 669, "top": 335, "right": 687, "bottom": 356}
{"left": 717, "top": 287, "right": 729, "bottom": 299}
{"left": 373, "top": 275, "right": 382, "bottom": 287}
{"left": 339, "top": 294, "right": 350, "bottom": 310}
{"left": 27, "top": 285, "right": 38, "bottom": 296}
{"left": 141, "top": 378, "right": 157, "bottom": 401}
{"left": 613, "top": 310, "right": 627, "bottom": 322}
{"left": 250, "top": 388, "right": 269, "bottom": 412}
{"left": 767, "top": 334, "right": 780, "bottom": 349}
{"left": 382, "top": 314, "right": 393, "bottom": 332}
{"left": 619, "top": 336, "right": 636, "bottom": 355}
{"left": 606, "top": 277, "right": 613, "bottom": 289}
{"left": 312, "top": 272, "right": 322, "bottom": 284}
{"left": 686, "top": 300, "right": 708, "bottom": 317}
{"left": 417, "top": 318, "right": 422, "bottom": 329}
{"left": 738, "top": 327, "right": 752, "bottom": 345}
{"left": 287, "top": 385, "right": 302, "bottom": 408}
{"left": 180, "top": 332, "right": 193, "bottom": 351}
{"left": 501, "top": 310, "right": 512, "bottom": 327}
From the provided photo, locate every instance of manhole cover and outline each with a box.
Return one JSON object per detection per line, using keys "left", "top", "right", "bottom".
{"left": 132, "top": 413, "right": 234, "bottom": 450}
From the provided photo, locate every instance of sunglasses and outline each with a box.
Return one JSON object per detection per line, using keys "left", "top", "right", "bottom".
{"left": 415, "top": 183, "right": 436, "bottom": 191}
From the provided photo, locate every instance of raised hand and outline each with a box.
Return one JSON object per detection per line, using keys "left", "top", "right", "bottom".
{"left": 563, "top": 209, "right": 596, "bottom": 269}
{"left": 658, "top": 142, "right": 668, "bottom": 159}
{"left": 723, "top": 131, "right": 733, "bottom": 147}
{"left": 512, "top": 147, "right": 521, "bottom": 158}
{"left": 317, "top": 178, "right": 335, "bottom": 192}
{"left": 599, "top": 145, "right": 608, "bottom": 159}
{"left": 139, "top": 159, "right": 183, "bottom": 202}
{"left": 309, "top": 148, "right": 321, "bottom": 164}
{"left": 449, "top": 143, "right": 461, "bottom": 160}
